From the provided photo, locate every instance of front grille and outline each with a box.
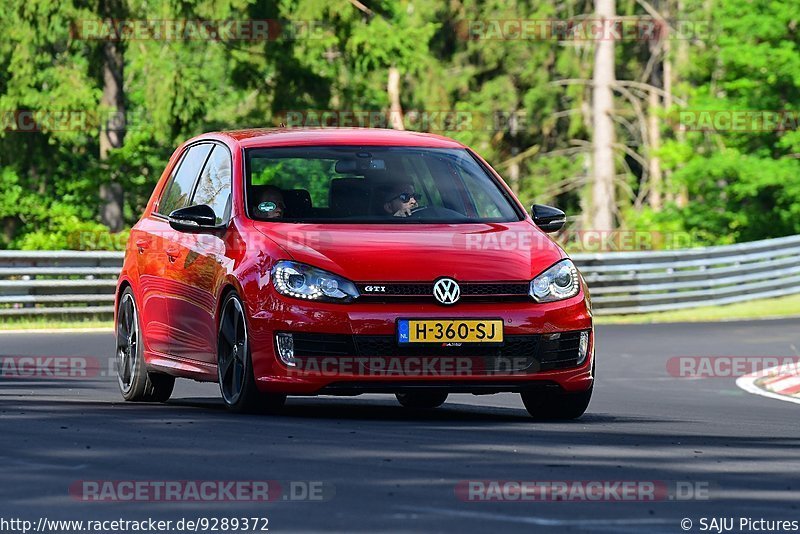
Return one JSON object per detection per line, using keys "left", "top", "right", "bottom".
{"left": 356, "top": 282, "right": 531, "bottom": 302}
{"left": 292, "top": 333, "right": 355, "bottom": 357}
{"left": 287, "top": 331, "right": 586, "bottom": 375}
{"left": 463, "top": 283, "right": 530, "bottom": 296}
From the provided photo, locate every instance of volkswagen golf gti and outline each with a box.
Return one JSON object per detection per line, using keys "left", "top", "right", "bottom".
{"left": 115, "top": 128, "right": 594, "bottom": 418}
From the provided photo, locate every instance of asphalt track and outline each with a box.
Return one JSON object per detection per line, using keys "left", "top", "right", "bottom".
{"left": 1, "top": 319, "right": 799, "bottom": 533}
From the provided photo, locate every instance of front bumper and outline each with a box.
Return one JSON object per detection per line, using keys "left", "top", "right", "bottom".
{"left": 247, "top": 294, "right": 593, "bottom": 395}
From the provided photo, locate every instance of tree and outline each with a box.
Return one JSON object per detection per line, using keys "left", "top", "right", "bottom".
{"left": 591, "top": 0, "right": 617, "bottom": 232}
{"left": 97, "top": 0, "right": 128, "bottom": 232}
{"left": 1, "top": 0, "right": 798, "bottom": 250}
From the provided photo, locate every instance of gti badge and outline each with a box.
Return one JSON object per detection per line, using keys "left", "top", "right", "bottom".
{"left": 433, "top": 278, "right": 461, "bottom": 305}
{"left": 364, "top": 285, "right": 386, "bottom": 293}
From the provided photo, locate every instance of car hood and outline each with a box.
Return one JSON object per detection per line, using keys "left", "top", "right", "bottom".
{"left": 252, "top": 221, "right": 565, "bottom": 282}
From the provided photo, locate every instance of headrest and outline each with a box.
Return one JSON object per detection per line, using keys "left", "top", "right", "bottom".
{"left": 250, "top": 185, "right": 313, "bottom": 218}
{"left": 329, "top": 178, "right": 371, "bottom": 217}
{"left": 283, "top": 189, "right": 312, "bottom": 217}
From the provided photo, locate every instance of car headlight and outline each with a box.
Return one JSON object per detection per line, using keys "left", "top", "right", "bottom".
{"left": 530, "top": 259, "right": 580, "bottom": 303}
{"left": 272, "top": 260, "right": 359, "bottom": 303}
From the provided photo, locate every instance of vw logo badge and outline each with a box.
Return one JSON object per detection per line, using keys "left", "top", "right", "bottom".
{"left": 433, "top": 278, "right": 461, "bottom": 305}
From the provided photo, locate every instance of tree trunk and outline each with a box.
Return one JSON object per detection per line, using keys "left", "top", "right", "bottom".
{"left": 99, "top": 0, "right": 126, "bottom": 232}
{"left": 387, "top": 66, "right": 405, "bottom": 130}
{"left": 662, "top": 0, "right": 674, "bottom": 205}
{"left": 99, "top": 41, "right": 125, "bottom": 160}
{"left": 508, "top": 154, "right": 520, "bottom": 195}
{"left": 648, "top": 88, "right": 662, "bottom": 211}
{"left": 508, "top": 110, "right": 520, "bottom": 194}
{"left": 100, "top": 183, "right": 124, "bottom": 233}
{"left": 674, "top": 0, "right": 689, "bottom": 208}
{"left": 2, "top": 217, "right": 18, "bottom": 247}
{"left": 591, "top": 0, "right": 617, "bottom": 232}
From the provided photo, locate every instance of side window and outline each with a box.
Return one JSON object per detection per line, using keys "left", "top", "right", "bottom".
{"left": 191, "top": 145, "right": 232, "bottom": 224}
{"left": 157, "top": 143, "right": 213, "bottom": 216}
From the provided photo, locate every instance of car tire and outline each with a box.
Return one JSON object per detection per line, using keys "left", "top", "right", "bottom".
{"left": 217, "top": 291, "right": 286, "bottom": 414}
{"left": 520, "top": 385, "right": 592, "bottom": 420}
{"left": 396, "top": 391, "right": 448, "bottom": 409}
{"left": 116, "top": 287, "right": 175, "bottom": 402}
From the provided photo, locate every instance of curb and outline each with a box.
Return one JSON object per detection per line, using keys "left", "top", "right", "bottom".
{"left": 736, "top": 364, "right": 800, "bottom": 406}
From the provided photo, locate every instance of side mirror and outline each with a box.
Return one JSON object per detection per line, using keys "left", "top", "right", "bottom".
{"left": 168, "top": 204, "right": 218, "bottom": 232}
{"left": 531, "top": 204, "right": 566, "bottom": 233}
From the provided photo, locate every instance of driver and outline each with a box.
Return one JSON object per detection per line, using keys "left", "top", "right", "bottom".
{"left": 381, "top": 183, "right": 420, "bottom": 217}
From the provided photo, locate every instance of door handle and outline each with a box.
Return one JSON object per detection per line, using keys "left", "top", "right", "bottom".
{"left": 135, "top": 239, "right": 150, "bottom": 254}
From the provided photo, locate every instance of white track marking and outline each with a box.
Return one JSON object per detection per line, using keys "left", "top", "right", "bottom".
{"left": 736, "top": 365, "right": 800, "bottom": 405}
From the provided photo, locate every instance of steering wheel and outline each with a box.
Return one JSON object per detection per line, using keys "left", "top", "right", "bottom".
{"left": 407, "top": 205, "right": 472, "bottom": 221}
{"left": 407, "top": 205, "right": 429, "bottom": 217}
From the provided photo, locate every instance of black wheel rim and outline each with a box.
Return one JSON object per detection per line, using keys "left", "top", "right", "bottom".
{"left": 218, "top": 297, "right": 247, "bottom": 405}
{"left": 116, "top": 293, "right": 138, "bottom": 394}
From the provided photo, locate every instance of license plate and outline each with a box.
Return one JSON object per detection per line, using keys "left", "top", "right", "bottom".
{"left": 397, "top": 319, "right": 503, "bottom": 344}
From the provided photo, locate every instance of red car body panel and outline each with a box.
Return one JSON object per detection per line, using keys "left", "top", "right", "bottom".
{"left": 252, "top": 222, "right": 566, "bottom": 281}
{"left": 116, "top": 128, "right": 594, "bottom": 396}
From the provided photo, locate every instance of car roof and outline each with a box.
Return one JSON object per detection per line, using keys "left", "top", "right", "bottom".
{"left": 203, "top": 128, "right": 467, "bottom": 149}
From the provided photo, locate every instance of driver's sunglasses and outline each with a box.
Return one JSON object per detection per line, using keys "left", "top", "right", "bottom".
{"left": 392, "top": 192, "right": 421, "bottom": 203}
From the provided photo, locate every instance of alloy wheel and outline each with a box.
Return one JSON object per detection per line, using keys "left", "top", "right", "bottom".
{"left": 116, "top": 292, "right": 138, "bottom": 395}
{"left": 218, "top": 296, "right": 248, "bottom": 406}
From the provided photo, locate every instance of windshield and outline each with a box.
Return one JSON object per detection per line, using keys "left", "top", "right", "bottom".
{"left": 244, "top": 147, "right": 522, "bottom": 223}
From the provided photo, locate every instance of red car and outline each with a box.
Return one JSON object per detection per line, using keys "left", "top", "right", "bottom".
{"left": 115, "top": 128, "right": 594, "bottom": 418}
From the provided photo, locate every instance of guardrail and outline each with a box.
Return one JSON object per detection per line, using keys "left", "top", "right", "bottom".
{"left": 1, "top": 234, "right": 799, "bottom": 317}
{"left": 572, "top": 234, "right": 800, "bottom": 314}
{"left": 0, "top": 251, "right": 122, "bottom": 316}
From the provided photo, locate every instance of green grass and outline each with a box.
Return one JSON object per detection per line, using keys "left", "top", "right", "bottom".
{"left": 595, "top": 293, "right": 800, "bottom": 324}
{"left": 1, "top": 294, "right": 799, "bottom": 330}
{"left": 0, "top": 315, "right": 113, "bottom": 331}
